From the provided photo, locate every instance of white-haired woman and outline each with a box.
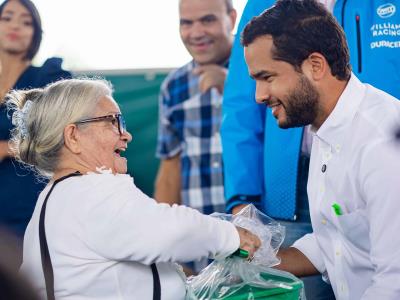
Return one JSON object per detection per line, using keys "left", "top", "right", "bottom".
{"left": 6, "top": 78, "right": 260, "bottom": 300}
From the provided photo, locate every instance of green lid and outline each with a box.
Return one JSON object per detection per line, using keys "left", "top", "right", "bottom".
{"left": 231, "top": 248, "right": 249, "bottom": 259}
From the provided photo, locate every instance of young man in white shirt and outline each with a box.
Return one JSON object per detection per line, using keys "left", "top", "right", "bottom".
{"left": 242, "top": 0, "right": 400, "bottom": 299}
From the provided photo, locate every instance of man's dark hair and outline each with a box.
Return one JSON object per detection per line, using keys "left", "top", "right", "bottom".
{"left": 0, "top": 0, "right": 43, "bottom": 60}
{"left": 241, "top": 0, "right": 351, "bottom": 80}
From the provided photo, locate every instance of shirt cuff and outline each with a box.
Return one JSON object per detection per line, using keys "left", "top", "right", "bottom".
{"left": 291, "top": 233, "right": 326, "bottom": 274}
{"left": 213, "top": 220, "right": 240, "bottom": 260}
{"left": 226, "top": 194, "right": 262, "bottom": 213}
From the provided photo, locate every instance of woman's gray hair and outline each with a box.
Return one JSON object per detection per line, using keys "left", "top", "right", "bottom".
{"left": 6, "top": 78, "right": 113, "bottom": 177}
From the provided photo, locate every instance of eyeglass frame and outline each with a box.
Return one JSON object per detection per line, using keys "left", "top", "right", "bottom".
{"left": 74, "top": 113, "right": 126, "bottom": 136}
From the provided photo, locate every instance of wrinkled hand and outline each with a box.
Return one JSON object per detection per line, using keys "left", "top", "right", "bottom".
{"left": 193, "top": 64, "right": 227, "bottom": 94}
{"left": 236, "top": 226, "right": 261, "bottom": 260}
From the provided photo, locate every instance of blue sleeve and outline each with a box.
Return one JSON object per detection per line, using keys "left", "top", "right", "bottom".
{"left": 221, "top": 0, "right": 275, "bottom": 211}
{"left": 38, "top": 57, "right": 72, "bottom": 86}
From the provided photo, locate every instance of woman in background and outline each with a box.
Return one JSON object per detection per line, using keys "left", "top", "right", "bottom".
{"left": 0, "top": 0, "right": 71, "bottom": 245}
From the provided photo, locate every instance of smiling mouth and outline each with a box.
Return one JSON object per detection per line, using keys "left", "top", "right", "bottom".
{"left": 266, "top": 101, "right": 283, "bottom": 117}
{"left": 190, "top": 40, "right": 213, "bottom": 50}
{"left": 114, "top": 148, "right": 126, "bottom": 156}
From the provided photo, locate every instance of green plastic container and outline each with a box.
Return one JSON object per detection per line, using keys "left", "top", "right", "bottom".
{"left": 212, "top": 272, "right": 303, "bottom": 300}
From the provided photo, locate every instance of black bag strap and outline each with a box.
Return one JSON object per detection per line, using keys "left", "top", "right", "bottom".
{"left": 39, "top": 172, "right": 81, "bottom": 300}
{"left": 151, "top": 263, "right": 161, "bottom": 300}
{"left": 38, "top": 172, "right": 161, "bottom": 300}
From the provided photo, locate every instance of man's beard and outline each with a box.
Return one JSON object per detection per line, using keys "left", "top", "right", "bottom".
{"left": 279, "top": 75, "right": 320, "bottom": 129}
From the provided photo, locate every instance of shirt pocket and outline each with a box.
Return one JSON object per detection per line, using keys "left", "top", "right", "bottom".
{"left": 336, "top": 209, "right": 370, "bottom": 252}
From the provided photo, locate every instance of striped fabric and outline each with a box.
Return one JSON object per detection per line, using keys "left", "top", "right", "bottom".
{"left": 156, "top": 60, "right": 226, "bottom": 214}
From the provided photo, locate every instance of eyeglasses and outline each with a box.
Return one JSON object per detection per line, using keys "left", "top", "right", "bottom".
{"left": 75, "top": 114, "right": 126, "bottom": 136}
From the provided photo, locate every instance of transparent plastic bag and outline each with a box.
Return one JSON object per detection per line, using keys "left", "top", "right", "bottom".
{"left": 186, "top": 205, "right": 306, "bottom": 300}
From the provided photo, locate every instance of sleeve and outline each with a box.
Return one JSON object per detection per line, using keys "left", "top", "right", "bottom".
{"left": 155, "top": 77, "right": 182, "bottom": 159}
{"left": 221, "top": 0, "right": 275, "bottom": 211}
{"left": 359, "top": 139, "right": 400, "bottom": 299}
{"left": 84, "top": 175, "right": 240, "bottom": 264}
{"left": 291, "top": 233, "right": 327, "bottom": 274}
{"left": 38, "top": 57, "right": 72, "bottom": 86}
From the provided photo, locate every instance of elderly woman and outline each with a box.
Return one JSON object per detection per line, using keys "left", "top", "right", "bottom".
{"left": 6, "top": 78, "right": 260, "bottom": 300}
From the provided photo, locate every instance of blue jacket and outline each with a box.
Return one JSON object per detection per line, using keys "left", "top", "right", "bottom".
{"left": 222, "top": 0, "right": 400, "bottom": 219}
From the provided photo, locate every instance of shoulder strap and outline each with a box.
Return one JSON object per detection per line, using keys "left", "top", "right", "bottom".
{"left": 151, "top": 263, "right": 161, "bottom": 300}
{"left": 39, "top": 172, "right": 81, "bottom": 300}
{"left": 39, "top": 172, "right": 161, "bottom": 300}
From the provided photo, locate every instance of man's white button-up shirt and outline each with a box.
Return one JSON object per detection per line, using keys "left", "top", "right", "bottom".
{"left": 293, "top": 74, "right": 400, "bottom": 300}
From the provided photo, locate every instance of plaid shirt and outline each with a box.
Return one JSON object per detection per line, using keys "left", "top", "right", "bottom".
{"left": 156, "top": 60, "right": 226, "bottom": 214}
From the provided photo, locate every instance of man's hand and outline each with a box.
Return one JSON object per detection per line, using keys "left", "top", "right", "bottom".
{"left": 193, "top": 64, "right": 227, "bottom": 94}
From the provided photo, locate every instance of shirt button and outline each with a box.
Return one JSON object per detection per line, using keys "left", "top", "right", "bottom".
{"left": 321, "top": 219, "right": 327, "bottom": 225}
{"left": 335, "top": 144, "right": 341, "bottom": 153}
{"left": 320, "top": 186, "right": 325, "bottom": 193}
{"left": 336, "top": 250, "right": 341, "bottom": 256}
{"left": 321, "top": 164, "right": 327, "bottom": 172}
{"left": 324, "top": 152, "right": 332, "bottom": 160}
{"left": 212, "top": 161, "right": 220, "bottom": 168}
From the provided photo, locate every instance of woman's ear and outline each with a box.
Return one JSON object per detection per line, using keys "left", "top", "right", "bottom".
{"left": 63, "top": 124, "right": 81, "bottom": 154}
{"left": 302, "top": 52, "right": 328, "bottom": 81}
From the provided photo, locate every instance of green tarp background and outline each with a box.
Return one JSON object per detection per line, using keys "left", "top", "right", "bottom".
{"left": 75, "top": 70, "right": 170, "bottom": 196}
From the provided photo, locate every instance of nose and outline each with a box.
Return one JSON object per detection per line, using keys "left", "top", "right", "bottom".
{"left": 9, "top": 18, "right": 22, "bottom": 31}
{"left": 255, "top": 81, "right": 271, "bottom": 104}
{"left": 121, "top": 130, "right": 133, "bottom": 143}
{"left": 190, "top": 21, "right": 206, "bottom": 39}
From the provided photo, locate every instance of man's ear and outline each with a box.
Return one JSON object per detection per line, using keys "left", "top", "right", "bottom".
{"left": 228, "top": 9, "right": 237, "bottom": 31}
{"left": 64, "top": 124, "right": 81, "bottom": 154}
{"left": 302, "top": 52, "right": 328, "bottom": 81}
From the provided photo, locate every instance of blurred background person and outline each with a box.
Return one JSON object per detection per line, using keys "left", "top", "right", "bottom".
{"left": 0, "top": 227, "right": 41, "bottom": 300}
{"left": 0, "top": 0, "right": 71, "bottom": 261}
{"left": 154, "top": 0, "right": 236, "bottom": 273}
{"left": 6, "top": 78, "right": 260, "bottom": 300}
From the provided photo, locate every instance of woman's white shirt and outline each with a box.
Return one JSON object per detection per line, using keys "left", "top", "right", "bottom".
{"left": 20, "top": 173, "right": 239, "bottom": 299}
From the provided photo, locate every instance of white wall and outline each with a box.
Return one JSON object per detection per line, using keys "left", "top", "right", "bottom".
{"left": 30, "top": 0, "right": 247, "bottom": 70}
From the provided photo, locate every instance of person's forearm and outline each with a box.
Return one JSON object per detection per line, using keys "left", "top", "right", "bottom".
{"left": 232, "top": 204, "right": 248, "bottom": 214}
{"left": 154, "top": 158, "right": 181, "bottom": 205}
{"left": 275, "top": 247, "right": 320, "bottom": 277}
{"left": 154, "top": 178, "right": 181, "bottom": 205}
{"left": 0, "top": 140, "right": 12, "bottom": 161}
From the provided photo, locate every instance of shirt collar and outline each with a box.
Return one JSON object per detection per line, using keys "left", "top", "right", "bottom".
{"left": 315, "top": 73, "right": 366, "bottom": 148}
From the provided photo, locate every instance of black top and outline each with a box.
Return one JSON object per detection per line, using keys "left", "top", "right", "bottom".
{"left": 0, "top": 57, "right": 71, "bottom": 237}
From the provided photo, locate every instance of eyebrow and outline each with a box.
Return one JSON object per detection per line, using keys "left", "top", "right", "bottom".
{"left": 180, "top": 14, "right": 217, "bottom": 24}
{"left": 3, "top": 10, "right": 32, "bottom": 18}
{"left": 250, "top": 70, "right": 274, "bottom": 80}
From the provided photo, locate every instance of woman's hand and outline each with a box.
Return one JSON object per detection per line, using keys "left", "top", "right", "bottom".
{"left": 236, "top": 226, "right": 261, "bottom": 259}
